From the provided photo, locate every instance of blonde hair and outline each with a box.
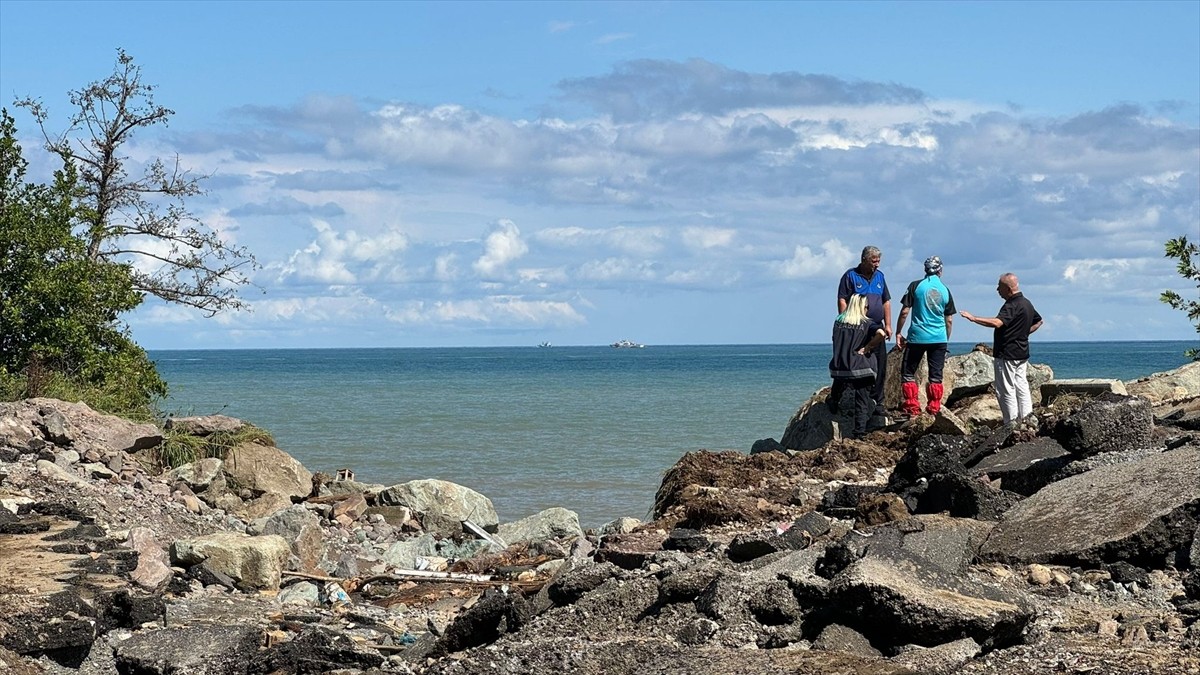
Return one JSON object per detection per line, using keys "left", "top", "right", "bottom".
{"left": 837, "top": 294, "right": 870, "bottom": 326}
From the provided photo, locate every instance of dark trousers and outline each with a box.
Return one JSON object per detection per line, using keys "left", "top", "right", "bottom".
{"left": 831, "top": 376, "right": 875, "bottom": 437}
{"left": 901, "top": 343, "right": 948, "bottom": 383}
{"left": 869, "top": 340, "right": 888, "bottom": 407}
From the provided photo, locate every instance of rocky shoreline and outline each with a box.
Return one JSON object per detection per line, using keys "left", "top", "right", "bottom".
{"left": 1, "top": 348, "right": 1199, "bottom": 674}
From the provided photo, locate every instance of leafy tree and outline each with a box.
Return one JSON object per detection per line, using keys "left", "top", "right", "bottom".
{"left": 0, "top": 109, "right": 165, "bottom": 415}
{"left": 16, "top": 48, "right": 257, "bottom": 317}
{"left": 1161, "top": 235, "right": 1200, "bottom": 360}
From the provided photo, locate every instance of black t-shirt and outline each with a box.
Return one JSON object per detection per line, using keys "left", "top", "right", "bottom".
{"left": 993, "top": 292, "right": 1042, "bottom": 360}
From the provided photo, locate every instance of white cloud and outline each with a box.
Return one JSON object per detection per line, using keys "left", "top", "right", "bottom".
{"left": 473, "top": 219, "right": 529, "bottom": 278}
{"left": 534, "top": 226, "right": 667, "bottom": 256}
{"left": 278, "top": 221, "right": 409, "bottom": 285}
{"left": 386, "top": 297, "right": 585, "bottom": 326}
{"left": 138, "top": 58, "right": 1198, "bottom": 346}
{"left": 434, "top": 253, "right": 460, "bottom": 281}
{"left": 517, "top": 267, "right": 569, "bottom": 286}
{"left": 1061, "top": 258, "right": 1132, "bottom": 285}
{"left": 577, "top": 257, "right": 658, "bottom": 281}
{"left": 775, "top": 239, "right": 854, "bottom": 279}
{"left": 680, "top": 226, "right": 736, "bottom": 250}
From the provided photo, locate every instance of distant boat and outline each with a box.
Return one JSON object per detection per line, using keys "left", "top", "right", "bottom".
{"left": 610, "top": 339, "right": 646, "bottom": 348}
{"left": 538, "top": 341, "right": 552, "bottom": 348}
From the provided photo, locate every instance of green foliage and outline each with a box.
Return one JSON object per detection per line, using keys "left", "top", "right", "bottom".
{"left": 1160, "top": 236, "right": 1200, "bottom": 360}
{"left": 155, "top": 424, "right": 276, "bottom": 470}
{"left": 0, "top": 109, "right": 166, "bottom": 413}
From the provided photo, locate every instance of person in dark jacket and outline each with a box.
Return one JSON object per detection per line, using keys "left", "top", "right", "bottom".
{"left": 828, "top": 294, "right": 888, "bottom": 438}
{"left": 960, "top": 273, "right": 1044, "bottom": 424}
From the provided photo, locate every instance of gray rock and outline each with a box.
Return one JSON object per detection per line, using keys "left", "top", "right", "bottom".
{"left": 890, "top": 637, "right": 982, "bottom": 674}
{"left": 812, "top": 623, "right": 882, "bottom": 658}
{"left": 278, "top": 581, "right": 321, "bottom": 606}
{"left": 382, "top": 533, "right": 440, "bottom": 570}
{"left": 1041, "top": 378, "right": 1128, "bottom": 403}
{"left": 926, "top": 408, "right": 971, "bottom": 435}
{"left": 377, "top": 478, "right": 498, "bottom": 535}
{"left": 828, "top": 552, "right": 1033, "bottom": 648}
{"left": 780, "top": 391, "right": 840, "bottom": 451}
{"left": 164, "top": 415, "right": 247, "bottom": 436}
{"left": 497, "top": 506, "right": 583, "bottom": 546}
{"left": 222, "top": 442, "right": 312, "bottom": 501}
{"left": 972, "top": 438, "right": 1072, "bottom": 496}
{"left": 35, "top": 459, "right": 91, "bottom": 489}
{"left": 980, "top": 446, "right": 1200, "bottom": 566}
{"left": 598, "top": 516, "right": 641, "bottom": 535}
{"left": 170, "top": 532, "right": 291, "bottom": 590}
{"left": 547, "top": 560, "right": 621, "bottom": 605}
{"left": 164, "top": 458, "right": 224, "bottom": 491}
{"left": 114, "top": 625, "right": 262, "bottom": 675}
{"left": 1125, "top": 361, "right": 1200, "bottom": 403}
{"left": 894, "top": 515, "right": 994, "bottom": 574}
{"left": 1051, "top": 394, "right": 1153, "bottom": 458}
{"left": 256, "top": 505, "right": 324, "bottom": 573}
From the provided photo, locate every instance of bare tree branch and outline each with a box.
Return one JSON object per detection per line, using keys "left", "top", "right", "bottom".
{"left": 15, "top": 48, "right": 258, "bottom": 316}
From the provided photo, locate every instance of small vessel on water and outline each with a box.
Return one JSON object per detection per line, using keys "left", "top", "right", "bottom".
{"left": 538, "top": 341, "right": 552, "bottom": 348}
{"left": 610, "top": 339, "right": 646, "bottom": 348}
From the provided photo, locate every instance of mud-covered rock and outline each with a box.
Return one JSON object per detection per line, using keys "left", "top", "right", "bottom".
{"left": 249, "top": 626, "right": 385, "bottom": 674}
{"left": 113, "top": 625, "right": 261, "bottom": 675}
{"left": 1051, "top": 394, "right": 1153, "bottom": 457}
{"left": 971, "top": 438, "right": 1072, "bottom": 496}
{"left": 828, "top": 551, "right": 1033, "bottom": 649}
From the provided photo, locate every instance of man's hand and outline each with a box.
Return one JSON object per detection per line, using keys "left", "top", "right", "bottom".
{"left": 897, "top": 335, "right": 907, "bottom": 349}
{"left": 960, "top": 311, "right": 975, "bottom": 322}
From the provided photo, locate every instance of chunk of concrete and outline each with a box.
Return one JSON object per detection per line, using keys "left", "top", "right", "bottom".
{"left": 1041, "top": 378, "right": 1127, "bottom": 404}
{"left": 980, "top": 446, "right": 1200, "bottom": 567}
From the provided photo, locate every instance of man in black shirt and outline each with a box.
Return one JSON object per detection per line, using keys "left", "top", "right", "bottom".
{"left": 960, "top": 273, "right": 1044, "bottom": 424}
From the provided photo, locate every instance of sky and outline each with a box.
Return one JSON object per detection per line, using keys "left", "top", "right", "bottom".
{"left": 1, "top": 0, "right": 1198, "bottom": 349}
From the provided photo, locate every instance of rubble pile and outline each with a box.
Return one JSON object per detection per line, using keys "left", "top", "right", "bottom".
{"left": 0, "top": 360, "right": 1198, "bottom": 674}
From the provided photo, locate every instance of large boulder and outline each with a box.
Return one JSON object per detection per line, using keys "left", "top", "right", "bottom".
{"left": 377, "top": 479, "right": 499, "bottom": 535}
{"left": 971, "top": 438, "right": 1072, "bottom": 496}
{"left": 221, "top": 442, "right": 312, "bottom": 501}
{"left": 170, "top": 532, "right": 291, "bottom": 590}
{"left": 497, "top": 507, "right": 584, "bottom": 546}
{"left": 780, "top": 389, "right": 846, "bottom": 451}
{"left": 827, "top": 551, "right": 1032, "bottom": 649}
{"left": 1050, "top": 394, "right": 1153, "bottom": 458}
{"left": 1125, "top": 361, "right": 1200, "bottom": 403}
{"left": 114, "top": 625, "right": 263, "bottom": 675}
{"left": 252, "top": 505, "right": 324, "bottom": 573}
{"left": 979, "top": 446, "right": 1200, "bottom": 567}
{"left": 0, "top": 399, "right": 161, "bottom": 456}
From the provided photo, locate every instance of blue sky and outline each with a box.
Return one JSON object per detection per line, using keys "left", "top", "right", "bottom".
{"left": 2, "top": 0, "right": 1198, "bottom": 349}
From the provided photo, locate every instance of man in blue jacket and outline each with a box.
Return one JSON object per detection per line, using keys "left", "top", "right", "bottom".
{"left": 837, "top": 246, "right": 892, "bottom": 415}
{"left": 894, "top": 256, "right": 956, "bottom": 417}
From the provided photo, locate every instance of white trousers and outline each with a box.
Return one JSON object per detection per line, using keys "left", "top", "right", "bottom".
{"left": 994, "top": 358, "right": 1031, "bottom": 424}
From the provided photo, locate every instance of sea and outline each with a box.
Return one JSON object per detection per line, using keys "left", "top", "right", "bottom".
{"left": 151, "top": 341, "right": 1195, "bottom": 529}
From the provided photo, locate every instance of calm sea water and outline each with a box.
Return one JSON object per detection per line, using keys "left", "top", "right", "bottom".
{"left": 151, "top": 341, "right": 1194, "bottom": 528}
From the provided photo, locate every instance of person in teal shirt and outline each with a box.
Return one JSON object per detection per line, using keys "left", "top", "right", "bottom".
{"left": 894, "top": 256, "right": 956, "bottom": 417}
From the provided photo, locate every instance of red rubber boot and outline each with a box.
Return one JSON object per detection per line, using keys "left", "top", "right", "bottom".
{"left": 902, "top": 382, "right": 921, "bottom": 417}
{"left": 925, "top": 383, "right": 944, "bottom": 415}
